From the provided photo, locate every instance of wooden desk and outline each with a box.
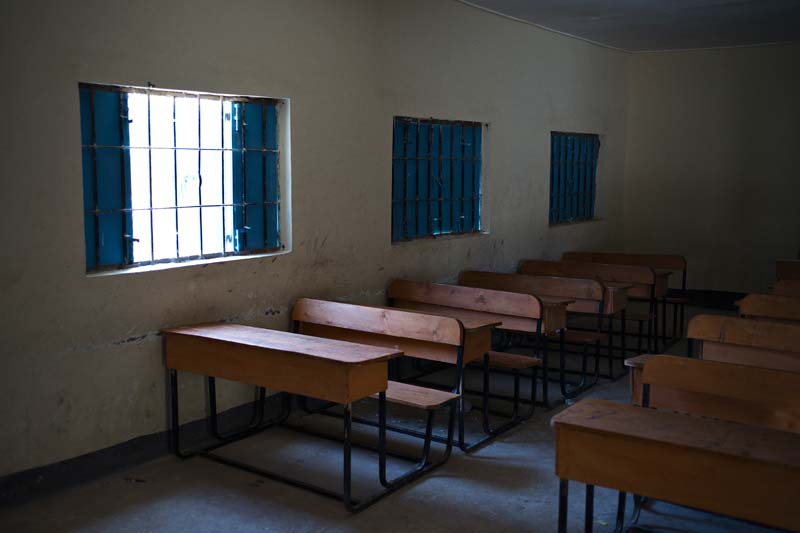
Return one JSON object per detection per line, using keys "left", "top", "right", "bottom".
{"left": 293, "top": 298, "right": 501, "bottom": 452}
{"left": 387, "top": 279, "right": 573, "bottom": 407}
{"left": 561, "top": 252, "right": 688, "bottom": 341}
{"left": 553, "top": 399, "right": 800, "bottom": 532}
{"left": 165, "top": 324, "right": 401, "bottom": 404}
{"left": 164, "top": 323, "right": 415, "bottom": 512}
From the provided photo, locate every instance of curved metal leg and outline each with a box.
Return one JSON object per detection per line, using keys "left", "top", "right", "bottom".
{"left": 208, "top": 378, "right": 267, "bottom": 440}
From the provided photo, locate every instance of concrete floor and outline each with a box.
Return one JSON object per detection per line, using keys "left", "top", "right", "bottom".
{"left": 0, "top": 316, "right": 776, "bottom": 532}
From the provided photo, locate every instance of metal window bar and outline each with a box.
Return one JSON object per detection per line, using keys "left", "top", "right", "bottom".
{"left": 392, "top": 117, "right": 483, "bottom": 242}
{"left": 197, "top": 94, "right": 203, "bottom": 258}
{"left": 147, "top": 93, "right": 155, "bottom": 262}
{"left": 79, "top": 83, "right": 282, "bottom": 272}
{"left": 89, "top": 88, "right": 100, "bottom": 268}
{"left": 172, "top": 95, "right": 179, "bottom": 258}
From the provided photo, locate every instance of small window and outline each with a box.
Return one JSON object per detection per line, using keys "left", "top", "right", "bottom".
{"left": 549, "top": 131, "right": 600, "bottom": 225}
{"left": 392, "top": 116, "right": 483, "bottom": 242}
{"left": 79, "top": 83, "right": 287, "bottom": 272}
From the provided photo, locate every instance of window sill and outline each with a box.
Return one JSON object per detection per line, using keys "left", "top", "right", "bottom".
{"left": 548, "top": 218, "right": 603, "bottom": 228}
{"left": 391, "top": 229, "right": 489, "bottom": 246}
{"left": 86, "top": 248, "right": 291, "bottom": 277}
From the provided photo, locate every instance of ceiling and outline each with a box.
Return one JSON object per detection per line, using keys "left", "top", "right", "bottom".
{"left": 462, "top": 0, "right": 800, "bottom": 51}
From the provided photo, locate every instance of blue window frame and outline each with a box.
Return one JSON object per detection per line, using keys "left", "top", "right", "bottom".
{"left": 549, "top": 131, "right": 600, "bottom": 225}
{"left": 79, "top": 83, "right": 282, "bottom": 272}
{"left": 392, "top": 116, "right": 482, "bottom": 242}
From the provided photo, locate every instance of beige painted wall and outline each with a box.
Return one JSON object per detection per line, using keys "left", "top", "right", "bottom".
{"left": 623, "top": 43, "right": 800, "bottom": 292}
{"left": 0, "top": 0, "right": 629, "bottom": 476}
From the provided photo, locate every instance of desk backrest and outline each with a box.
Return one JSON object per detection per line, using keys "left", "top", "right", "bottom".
{"left": 518, "top": 259, "right": 655, "bottom": 285}
{"left": 292, "top": 298, "right": 463, "bottom": 363}
{"left": 562, "top": 251, "right": 686, "bottom": 273}
{"left": 459, "top": 271, "right": 603, "bottom": 301}
{"left": 688, "top": 314, "right": 800, "bottom": 372}
{"left": 388, "top": 279, "right": 543, "bottom": 319}
{"left": 771, "top": 280, "right": 800, "bottom": 297}
{"left": 737, "top": 293, "right": 800, "bottom": 323}
{"left": 777, "top": 260, "right": 800, "bottom": 281}
{"left": 642, "top": 355, "right": 800, "bottom": 434}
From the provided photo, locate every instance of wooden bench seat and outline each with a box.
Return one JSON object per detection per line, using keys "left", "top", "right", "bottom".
{"left": 562, "top": 330, "right": 605, "bottom": 344}
{"left": 480, "top": 350, "right": 542, "bottom": 370}
{"left": 373, "top": 381, "right": 459, "bottom": 410}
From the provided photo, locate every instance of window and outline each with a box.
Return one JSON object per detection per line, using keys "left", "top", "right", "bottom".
{"left": 79, "top": 83, "right": 286, "bottom": 272}
{"left": 391, "top": 116, "right": 483, "bottom": 242}
{"left": 549, "top": 131, "right": 600, "bottom": 225}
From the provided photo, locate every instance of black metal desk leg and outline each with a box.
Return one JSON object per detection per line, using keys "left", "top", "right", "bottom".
{"left": 169, "top": 369, "right": 189, "bottom": 459}
{"left": 585, "top": 484, "right": 594, "bottom": 533}
{"left": 607, "top": 316, "right": 614, "bottom": 377}
{"left": 378, "top": 391, "right": 388, "bottom": 487}
{"left": 621, "top": 310, "right": 626, "bottom": 360}
{"left": 541, "top": 336, "right": 550, "bottom": 407}
{"left": 615, "top": 491, "right": 627, "bottom": 533}
{"left": 343, "top": 403, "right": 353, "bottom": 511}
{"left": 558, "top": 478, "right": 569, "bottom": 533}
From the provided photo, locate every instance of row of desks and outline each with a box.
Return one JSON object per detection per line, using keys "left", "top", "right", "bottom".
{"left": 553, "top": 264, "right": 800, "bottom": 531}
{"left": 163, "top": 253, "right": 690, "bottom": 514}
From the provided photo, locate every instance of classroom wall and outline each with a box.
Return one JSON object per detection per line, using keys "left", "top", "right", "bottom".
{"left": 0, "top": 0, "right": 629, "bottom": 476}
{"left": 623, "top": 43, "right": 800, "bottom": 292}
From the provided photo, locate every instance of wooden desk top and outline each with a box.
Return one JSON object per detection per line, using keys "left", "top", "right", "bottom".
{"left": 164, "top": 324, "right": 402, "bottom": 365}
{"left": 604, "top": 282, "right": 633, "bottom": 290}
{"left": 623, "top": 354, "right": 654, "bottom": 369}
{"left": 552, "top": 399, "right": 800, "bottom": 467}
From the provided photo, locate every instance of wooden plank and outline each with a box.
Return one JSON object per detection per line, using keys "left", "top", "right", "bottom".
{"left": 737, "top": 293, "right": 800, "bottom": 322}
{"left": 292, "top": 298, "right": 462, "bottom": 346}
{"left": 553, "top": 399, "right": 800, "bottom": 532}
{"left": 640, "top": 355, "right": 800, "bottom": 433}
{"left": 298, "top": 322, "right": 463, "bottom": 364}
{"left": 164, "top": 331, "right": 392, "bottom": 404}
{"left": 393, "top": 300, "right": 542, "bottom": 334}
{"left": 562, "top": 251, "right": 686, "bottom": 273}
{"left": 461, "top": 270, "right": 627, "bottom": 316}
{"left": 771, "top": 279, "right": 800, "bottom": 297}
{"left": 519, "top": 259, "right": 656, "bottom": 286}
{"left": 688, "top": 314, "right": 800, "bottom": 353}
{"left": 461, "top": 271, "right": 602, "bottom": 300}
{"left": 372, "top": 381, "right": 459, "bottom": 410}
{"left": 702, "top": 342, "right": 800, "bottom": 373}
{"left": 777, "top": 259, "right": 800, "bottom": 281}
{"left": 388, "top": 279, "right": 542, "bottom": 318}
{"left": 462, "top": 327, "right": 493, "bottom": 364}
